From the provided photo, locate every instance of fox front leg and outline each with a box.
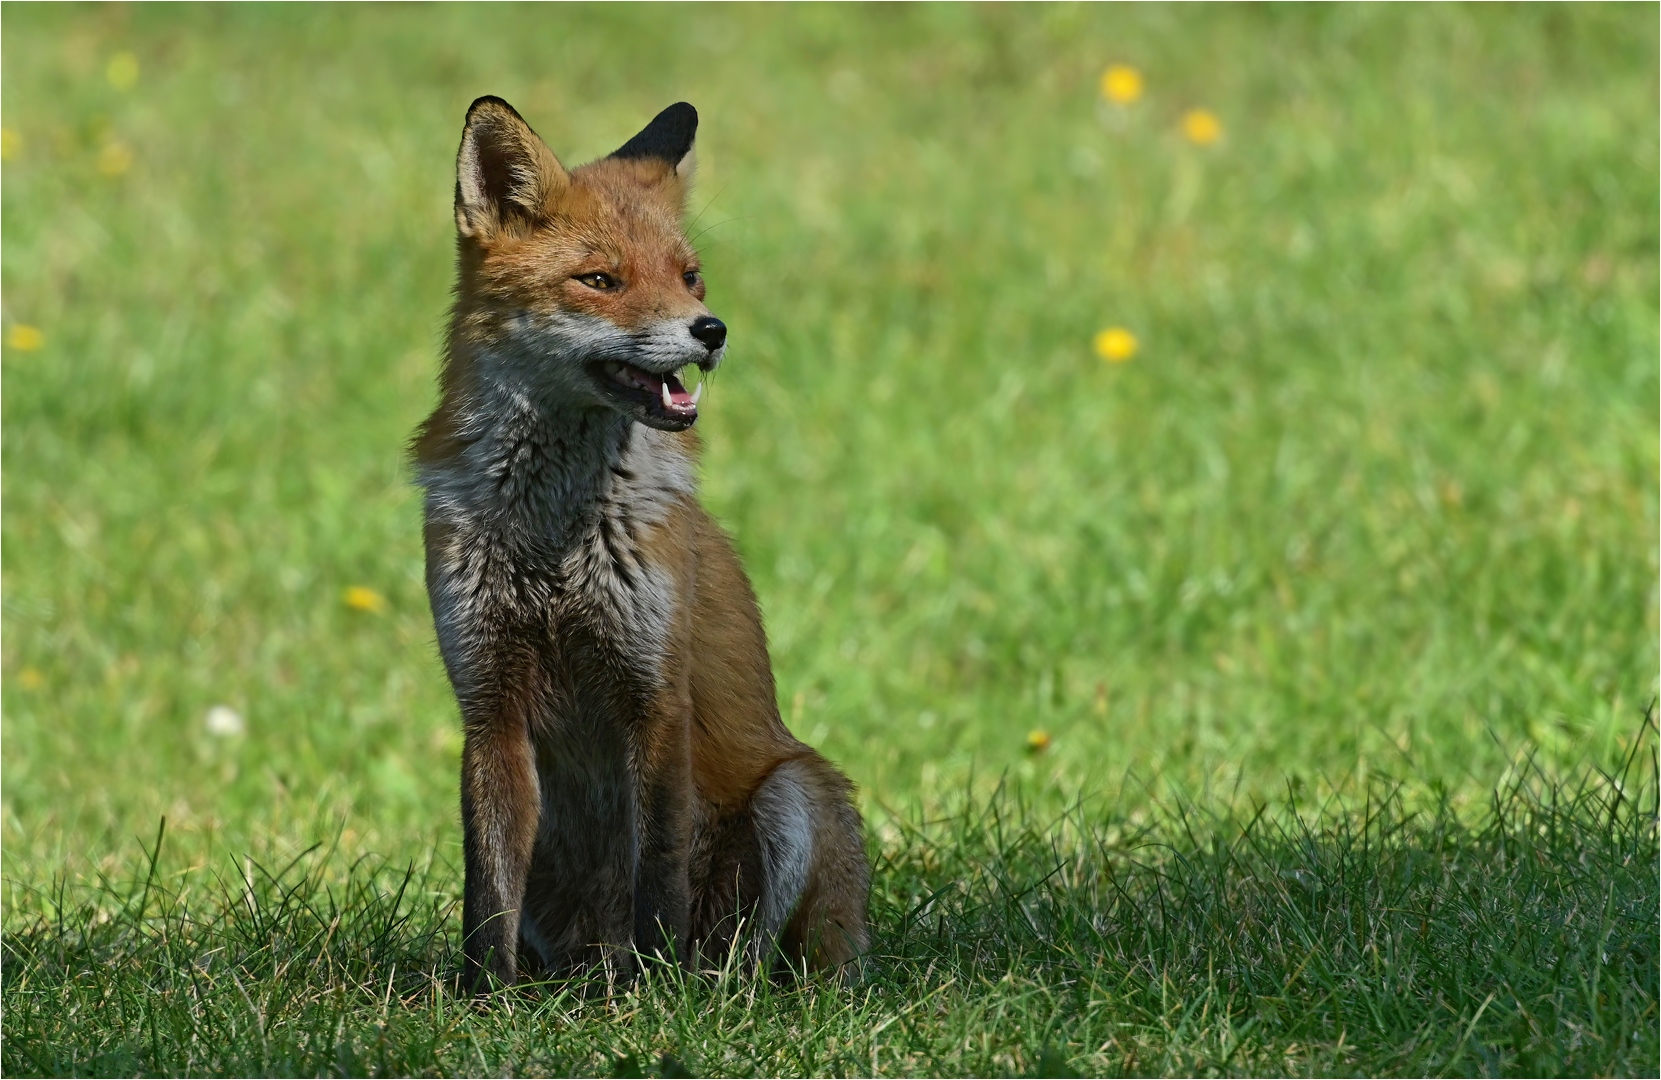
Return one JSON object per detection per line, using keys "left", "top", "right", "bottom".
{"left": 460, "top": 715, "right": 540, "bottom": 991}
{"left": 630, "top": 709, "right": 694, "bottom": 966}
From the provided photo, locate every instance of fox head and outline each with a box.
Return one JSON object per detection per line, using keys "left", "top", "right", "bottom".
{"left": 450, "top": 97, "right": 723, "bottom": 432}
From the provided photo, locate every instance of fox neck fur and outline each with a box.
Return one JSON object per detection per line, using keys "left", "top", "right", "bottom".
{"left": 420, "top": 344, "right": 695, "bottom": 557}
{"left": 417, "top": 346, "right": 697, "bottom": 688}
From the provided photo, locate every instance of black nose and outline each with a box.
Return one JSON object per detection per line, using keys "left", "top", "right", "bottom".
{"left": 689, "top": 316, "right": 727, "bottom": 351}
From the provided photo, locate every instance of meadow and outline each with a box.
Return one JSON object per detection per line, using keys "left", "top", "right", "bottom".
{"left": 3, "top": 4, "right": 1657, "bottom": 1076}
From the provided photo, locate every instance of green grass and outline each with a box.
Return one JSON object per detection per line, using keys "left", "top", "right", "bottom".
{"left": 5, "top": 737, "right": 1656, "bottom": 1076}
{"left": 3, "top": 3, "right": 1657, "bottom": 1075}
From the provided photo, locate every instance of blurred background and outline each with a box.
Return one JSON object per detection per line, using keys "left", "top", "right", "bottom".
{"left": 3, "top": 4, "right": 1656, "bottom": 884}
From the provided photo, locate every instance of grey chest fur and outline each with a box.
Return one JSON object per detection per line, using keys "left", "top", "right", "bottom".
{"left": 420, "top": 398, "right": 695, "bottom": 718}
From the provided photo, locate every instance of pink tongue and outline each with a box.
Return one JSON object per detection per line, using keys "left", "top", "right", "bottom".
{"left": 664, "top": 376, "right": 693, "bottom": 406}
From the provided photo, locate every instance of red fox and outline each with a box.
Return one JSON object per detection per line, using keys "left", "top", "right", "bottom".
{"left": 413, "top": 98, "right": 870, "bottom": 990}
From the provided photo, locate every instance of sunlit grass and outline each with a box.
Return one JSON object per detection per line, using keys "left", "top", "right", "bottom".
{"left": 3, "top": 3, "right": 1656, "bottom": 1075}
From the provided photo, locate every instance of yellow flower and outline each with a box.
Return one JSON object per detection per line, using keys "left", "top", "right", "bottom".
{"left": 7, "top": 324, "right": 44, "bottom": 351}
{"left": 106, "top": 51, "right": 140, "bottom": 91}
{"left": 1093, "top": 326, "right": 1138, "bottom": 363}
{"left": 0, "top": 128, "right": 20, "bottom": 160}
{"left": 1100, "top": 64, "right": 1144, "bottom": 105}
{"left": 18, "top": 667, "right": 44, "bottom": 691}
{"left": 343, "top": 585, "right": 387, "bottom": 613}
{"left": 1026, "top": 729, "right": 1052, "bottom": 754}
{"left": 1182, "top": 108, "right": 1223, "bottom": 145}
{"left": 97, "top": 141, "right": 133, "bottom": 176}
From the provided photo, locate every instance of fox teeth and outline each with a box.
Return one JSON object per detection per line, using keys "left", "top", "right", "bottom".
{"left": 660, "top": 381, "right": 674, "bottom": 410}
{"left": 690, "top": 381, "right": 702, "bottom": 405}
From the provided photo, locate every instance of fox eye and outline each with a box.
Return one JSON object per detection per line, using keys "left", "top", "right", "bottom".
{"left": 576, "top": 272, "right": 618, "bottom": 291}
{"left": 683, "top": 270, "right": 702, "bottom": 289}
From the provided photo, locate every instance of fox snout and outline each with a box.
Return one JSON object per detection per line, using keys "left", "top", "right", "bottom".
{"left": 689, "top": 316, "right": 726, "bottom": 352}
{"left": 588, "top": 312, "right": 726, "bottom": 432}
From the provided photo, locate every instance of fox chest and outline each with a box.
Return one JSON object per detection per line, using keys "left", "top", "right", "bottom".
{"left": 434, "top": 522, "right": 682, "bottom": 703}
{"left": 425, "top": 423, "right": 697, "bottom": 729}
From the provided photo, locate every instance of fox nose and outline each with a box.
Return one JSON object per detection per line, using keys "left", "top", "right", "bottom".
{"left": 689, "top": 316, "right": 727, "bottom": 352}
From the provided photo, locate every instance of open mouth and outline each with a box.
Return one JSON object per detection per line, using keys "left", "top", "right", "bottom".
{"left": 592, "top": 360, "right": 706, "bottom": 428}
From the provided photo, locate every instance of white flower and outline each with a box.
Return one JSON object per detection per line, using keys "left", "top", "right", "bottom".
{"left": 204, "top": 705, "right": 245, "bottom": 737}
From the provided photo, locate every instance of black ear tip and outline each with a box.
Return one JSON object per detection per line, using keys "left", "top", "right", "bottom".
{"left": 611, "top": 102, "right": 699, "bottom": 164}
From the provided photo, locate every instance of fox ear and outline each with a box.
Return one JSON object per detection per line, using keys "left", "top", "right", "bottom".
{"left": 455, "top": 96, "right": 569, "bottom": 240}
{"left": 610, "top": 102, "right": 698, "bottom": 178}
